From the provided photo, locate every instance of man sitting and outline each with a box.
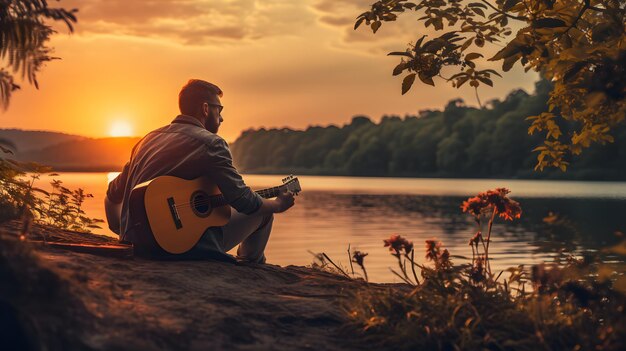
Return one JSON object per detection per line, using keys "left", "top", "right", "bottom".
{"left": 105, "top": 79, "right": 295, "bottom": 262}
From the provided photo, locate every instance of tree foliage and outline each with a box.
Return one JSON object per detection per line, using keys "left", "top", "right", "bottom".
{"left": 354, "top": 0, "right": 625, "bottom": 171}
{"left": 232, "top": 80, "right": 626, "bottom": 179}
{"left": 0, "top": 0, "right": 77, "bottom": 109}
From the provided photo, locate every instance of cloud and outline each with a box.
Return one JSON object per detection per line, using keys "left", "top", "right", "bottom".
{"left": 58, "top": 0, "right": 315, "bottom": 44}
{"left": 309, "top": 0, "right": 428, "bottom": 55}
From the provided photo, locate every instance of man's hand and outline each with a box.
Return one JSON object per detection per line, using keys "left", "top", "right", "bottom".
{"left": 255, "top": 190, "right": 295, "bottom": 215}
{"left": 274, "top": 190, "right": 295, "bottom": 213}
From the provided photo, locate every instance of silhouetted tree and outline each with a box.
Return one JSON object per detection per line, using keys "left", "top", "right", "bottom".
{"left": 355, "top": 0, "right": 625, "bottom": 171}
{"left": 231, "top": 80, "right": 626, "bottom": 180}
{"left": 0, "top": 0, "right": 77, "bottom": 109}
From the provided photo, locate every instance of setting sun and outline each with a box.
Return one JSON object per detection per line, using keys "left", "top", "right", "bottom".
{"left": 109, "top": 120, "right": 134, "bottom": 137}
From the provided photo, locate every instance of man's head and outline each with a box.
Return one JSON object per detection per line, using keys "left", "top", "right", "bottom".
{"left": 179, "top": 79, "right": 224, "bottom": 133}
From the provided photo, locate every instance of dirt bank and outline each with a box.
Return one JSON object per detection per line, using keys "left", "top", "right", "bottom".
{"left": 0, "top": 221, "right": 386, "bottom": 351}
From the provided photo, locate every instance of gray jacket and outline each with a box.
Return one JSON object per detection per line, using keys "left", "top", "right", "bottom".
{"left": 107, "top": 114, "right": 262, "bottom": 252}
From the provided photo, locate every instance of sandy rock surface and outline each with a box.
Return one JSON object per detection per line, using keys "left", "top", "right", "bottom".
{"left": 1, "top": 221, "right": 376, "bottom": 350}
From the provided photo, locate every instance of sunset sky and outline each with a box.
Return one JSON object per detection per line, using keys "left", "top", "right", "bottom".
{"left": 2, "top": 0, "right": 538, "bottom": 142}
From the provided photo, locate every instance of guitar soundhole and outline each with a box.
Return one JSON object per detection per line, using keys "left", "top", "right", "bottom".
{"left": 190, "top": 191, "right": 212, "bottom": 218}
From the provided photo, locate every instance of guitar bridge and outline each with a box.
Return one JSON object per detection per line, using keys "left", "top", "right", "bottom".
{"left": 167, "top": 197, "right": 183, "bottom": 229}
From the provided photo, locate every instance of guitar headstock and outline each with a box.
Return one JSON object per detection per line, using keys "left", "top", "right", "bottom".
{"left": 281, "top": 175, "right": 302, "bottom": 195}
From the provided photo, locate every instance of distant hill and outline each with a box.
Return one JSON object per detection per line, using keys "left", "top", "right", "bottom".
{"left": 0, "top": 129, "right": 140, "bottom": 171}
{"left": 0, "top": 129, "right": 85, "bottom": 154}
{"left": 18, "top": 137, "right": 141, "bottom": 171}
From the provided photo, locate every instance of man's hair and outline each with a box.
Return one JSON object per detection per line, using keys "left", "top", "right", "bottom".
{"left": 178, "top": 79, "right": 223, "bottom": 115}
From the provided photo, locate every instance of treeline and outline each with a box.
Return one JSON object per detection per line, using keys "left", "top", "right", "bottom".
{"left": 231, "top": 80, "right": 626, "bottom": 180}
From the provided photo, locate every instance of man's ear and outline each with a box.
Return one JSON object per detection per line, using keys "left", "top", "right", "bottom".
{"left": 202, "top": 102, "right": 209, "bottom": 116}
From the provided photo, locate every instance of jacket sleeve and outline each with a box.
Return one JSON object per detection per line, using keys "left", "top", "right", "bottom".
{"left": 106, "top": 162, "right": 130, "bottom": 204}
{"left": 204, "top": 138, "right": 263, "bottom": 214}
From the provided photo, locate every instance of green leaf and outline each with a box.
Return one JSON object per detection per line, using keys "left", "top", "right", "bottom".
{"left": 468, "top": 2, "right": 488, "bottom": 9}
{"left": 481, "top": 69, "right": 502, "bottom": 77}
{"left": 563, "top": 61, "right": 587, "bottom": 82}
{"left": 464, "top": 52, "right": 483, "bottom": 61}
{"left": 490, "top": 42, "right": 520, "bottom": 61}
{"left": 354, "top": 17, "right": 365, "bottom": 30}
{"left": 456, "top": 76, "right": 470, "bottom": 88}
{"left": 477, "top": 77, "right": 493, "bottom": 87}
{"left": 423, "top": 39, "right": 446, "bottom": 53}
{"left": 388, "top": 51, "right": 413, "bottom": 58}
{"left": 532, "top": 18, "right": 567, "bottom": 28}
{"left": 402, "top": 73, "right": 415, "bottom": 95}
{"left": 502, "top": 0, "right": 520, "bottom": 11}
{"left": 433, "top": 17, "right": 444, "bottom": 30}
{"left": 502, "top": 54, "right": 520, "bottom": 71}
{"left": 31, "top": 187, "right": 50, "bottom": 196}
{"left": 402, "top": 73, "right": 416, "bottom": 94}
{"left": 591, "top": 22, "right": 615, "bottom": 42}
{"left": 392, "top": 62, "right": 406, "bottom": 76}
{"left": 371, "top": 21, "right": 382, "bottom": 33}
{"left": 418, "top": 73, "right": 435, "bottom": 86}
{"left": 414, "top": 35, "right": 427, "bottom": 50}
{"left": 471, "top": 7, "right": 485, "bottom": 17}
{"left": 449, "top": 72, "right": 468, "bottom": 79}
{"left": 460, "top": 37, "right": 473, "bottom": 51}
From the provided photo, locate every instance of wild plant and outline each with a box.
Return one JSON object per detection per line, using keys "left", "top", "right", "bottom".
{"left": 0, "top": 155, "right": 103, "bottom": 233}
{"left": 345, "top": 188, "right": 625, "bottom": 350}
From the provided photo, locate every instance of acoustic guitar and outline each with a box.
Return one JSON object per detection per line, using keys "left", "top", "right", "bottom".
{"left": 127, "top": 175, "right": 301, "bottom": 254}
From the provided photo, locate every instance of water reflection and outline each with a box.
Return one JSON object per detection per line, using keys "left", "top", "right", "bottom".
{"left": 34, "top": 173, "right": 626, "bottom": 282}
{"left": 270, "top": 192, "right": 625, "bottom": 281}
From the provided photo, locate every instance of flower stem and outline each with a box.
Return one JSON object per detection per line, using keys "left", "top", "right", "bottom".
{"left": 409, "top": 250, "right": 420, "bottom": 285}
{"left": 485, "top": 207, "right": 497, "bottom": 272}
{"left": 389, "top": 268, "right": 414, "bottom": 285}
{"left": 347, "top": 244, "right": 354, "bottom": 276}
{"left": 322, "top": 253, "right": 350, "bottom": 278}
{"left": 396, "top": 254, "right": 413, "bottom": 285}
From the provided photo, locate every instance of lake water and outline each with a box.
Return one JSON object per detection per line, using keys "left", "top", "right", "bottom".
{"left": 35, "top": 173, "right": 626, "bottom": 282}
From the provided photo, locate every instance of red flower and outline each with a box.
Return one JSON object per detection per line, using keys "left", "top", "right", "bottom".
{"left": 384, "top": 234, "right": 414, "bottom": 255}
{"left": 461, "top": 196, "right": 487, "bottom": 217}
{"left": 461, "top": 187, "right": 522, "bottom": 221}
{"left": 352, "top": 250, "right": 368, "bottom": 266}
{"left": 425, "top": 239, "right": 452, "bottom": 269}
{"left": 425, "top": 239, "right": 441, "bottom": 261}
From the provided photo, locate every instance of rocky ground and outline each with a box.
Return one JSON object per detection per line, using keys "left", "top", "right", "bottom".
{"left": 0, "top": 221, "right": 390, "bottom": 351}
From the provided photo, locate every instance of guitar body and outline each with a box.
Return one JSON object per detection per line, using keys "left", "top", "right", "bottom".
{"left": 129, "top": 176, "right": 231, "bottom": 254}
{"left": 127, "top": 175, "right": 300, "bottom": 255}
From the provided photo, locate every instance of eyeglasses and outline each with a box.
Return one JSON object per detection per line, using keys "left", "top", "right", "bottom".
{"left": 208, "top": 103, "right": 223, "bottom": 114}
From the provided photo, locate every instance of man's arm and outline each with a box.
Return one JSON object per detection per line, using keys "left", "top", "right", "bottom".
{"left": 204, "top": 138, "right": 294, "bottom": 215}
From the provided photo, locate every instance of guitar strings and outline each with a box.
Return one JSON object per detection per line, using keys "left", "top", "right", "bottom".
{"left": 172, "top": 192, "right": 273, "bottom": 209}
{"left": 171, "top": 184, "right": 298, "bottom": 210}
{"left": 172, "top": 190, "right": 288, "bottom": 209}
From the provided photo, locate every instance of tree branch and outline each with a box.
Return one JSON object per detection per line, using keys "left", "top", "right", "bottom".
{"left": 564, "top": 0, "right": 590, "bottom": 35}
{"left": 480, "top": 0, "right": 528, "bottom": 21}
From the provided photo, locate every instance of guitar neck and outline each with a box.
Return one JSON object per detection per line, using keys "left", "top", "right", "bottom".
{"left": 255, "top": 185, "right": 288, "bottom": 199}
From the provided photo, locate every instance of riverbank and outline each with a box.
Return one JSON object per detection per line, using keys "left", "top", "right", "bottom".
{"left": 0, "top": 221, "right": 390, "bottom": 350}
{"left": 41, "top": 166, "right": 626, "bottom": 181}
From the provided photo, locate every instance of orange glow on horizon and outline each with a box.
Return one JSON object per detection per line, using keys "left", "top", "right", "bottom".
{"left": 109, "top": 120, "right": 134, "bottom": 137}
